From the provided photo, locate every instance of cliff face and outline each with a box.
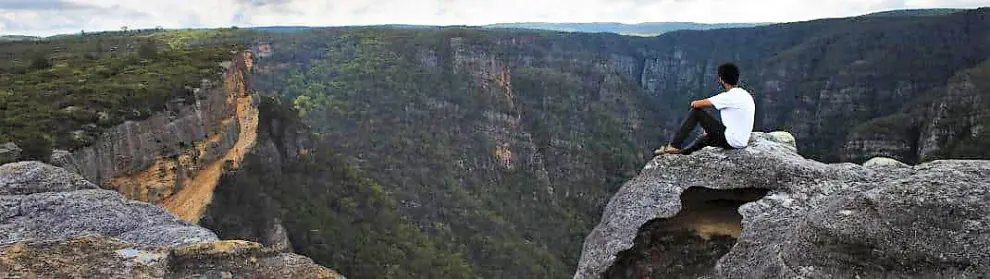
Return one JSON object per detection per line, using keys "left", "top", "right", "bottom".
{"left": 575, "top": 133, "right": 990, "bottom": 278}
{"left": 200, "top": 98, "right": 312, "bottom": 251}
{"left": 250, "top": 30, "right": 665, "bottom": 277}
{"left": 0, "top": 161, "right": 339, "bottom": 278}
{"left": 53, "top": 51, "right": 259, "bottom": 223}
{"left": 841, "top": 60, "right": 990, "bottom": 163}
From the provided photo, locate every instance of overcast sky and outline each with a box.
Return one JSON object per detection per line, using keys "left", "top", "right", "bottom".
{"left": 1, "top": 0, "right": 988, "bottom": 36}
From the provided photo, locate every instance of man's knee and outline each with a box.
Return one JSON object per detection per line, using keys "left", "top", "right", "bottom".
{"left": 688, "top": 108, "right": 710, "bottom": 119}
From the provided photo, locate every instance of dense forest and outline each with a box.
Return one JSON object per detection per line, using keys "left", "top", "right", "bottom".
{"left": 2, "top": 8, "right": 989, "bottom": 279}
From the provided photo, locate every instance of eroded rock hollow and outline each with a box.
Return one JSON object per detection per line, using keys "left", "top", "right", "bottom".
{"left": 605, "top": 187, "right": 769, "bottom": 278}
{"left": 575, "top": 132, "right": 990, "bottom": 279}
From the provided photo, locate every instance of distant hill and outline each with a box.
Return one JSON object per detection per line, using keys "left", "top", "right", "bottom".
{"left": 484, "top": 22, "right": 768, "bottom": 36}
{"left": 0, "top": 35, "right": 40, "bottom": 41}
{"left": 862, "top": 8, "right": 965, "bottom": 18}
{"left": 249, "top": 26, "right": 316, "bottom": 33}
{"left": 482, "top": 8, "right": 974, "bottom": 36}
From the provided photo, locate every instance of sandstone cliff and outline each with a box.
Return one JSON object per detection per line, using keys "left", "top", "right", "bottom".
{"left": 0, "top": 161, "right": 340, "bottom": 278}
{"left": 53, "top": 51, "right": 259, "bottom": 223}
{"left": 841, "top": 60, "right": 990, "bottom": 163}
{"left": 575, "top": 132, "right": 990, "bottom": 278}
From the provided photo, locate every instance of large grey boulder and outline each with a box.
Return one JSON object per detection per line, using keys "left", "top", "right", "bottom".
{"left": 0, "top": 161, "right": 341, "bottom": 278}
{"left": 0, "top": 161, "right": 97, "bottom": 195}
{"left": 0, "top": 235, "right": 342, "bottom": 278}
{"left": 574, "top": 132, "right": 990, "bottom": 278}
{"left": 0, "top": 142, "right": 21, "bottom": 165}
{"left": 0, "top": 161, "right": 217, "bottom": 247}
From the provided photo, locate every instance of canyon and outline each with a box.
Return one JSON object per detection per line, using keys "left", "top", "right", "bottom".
{"left": 1, "top": 7, "right": 988, "bottom": 278}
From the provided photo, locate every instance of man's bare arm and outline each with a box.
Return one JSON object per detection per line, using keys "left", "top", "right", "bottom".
{"left": 690, "top": 99, "right": 713, "bottom": 109}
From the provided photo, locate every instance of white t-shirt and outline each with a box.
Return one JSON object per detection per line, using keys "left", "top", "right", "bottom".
{"left": 707, "top": 87, "right": 755, "bottom": 148}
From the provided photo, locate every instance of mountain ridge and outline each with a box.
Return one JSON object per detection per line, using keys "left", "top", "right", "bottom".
{"left": 483, "top": 22, "right": 768, "bottom": 36}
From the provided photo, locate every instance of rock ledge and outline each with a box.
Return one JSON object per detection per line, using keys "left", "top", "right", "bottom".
{"left": 0, "top": 161, "right": 341, "bottom": 278}
{"left": 574, "top": 132, "right": 990, "bottom": 278}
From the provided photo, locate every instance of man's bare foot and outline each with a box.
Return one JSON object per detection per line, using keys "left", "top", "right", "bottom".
{"left": 654, "top": 145, "right": 680, "bottom": 155}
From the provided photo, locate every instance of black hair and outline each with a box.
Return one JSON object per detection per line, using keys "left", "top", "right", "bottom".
{"left": 717, "top": 63, "right": 740, "bottom": 86}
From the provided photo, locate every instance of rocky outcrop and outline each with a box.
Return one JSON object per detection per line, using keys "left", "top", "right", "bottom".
{"left": 575, "top": 132, "right": 990, "bottom": 278}
{"left": 55, "top": 51, "right": 259, "bottom": 223}
{"left": 0, "top": 143, "right": 20, "bottom": 165}
{"left": 0, "top": 235, "right": 340, "bottom": 278}
{"left": 0, "top": 161, "right": 339, "bottom": 278}
{"left": 0, "top": 161, "right": 95, "bottom": 195}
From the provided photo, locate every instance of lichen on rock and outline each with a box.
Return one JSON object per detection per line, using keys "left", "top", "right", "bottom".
{"left": 862, "top": 156, "right": 910, "bottom": 168}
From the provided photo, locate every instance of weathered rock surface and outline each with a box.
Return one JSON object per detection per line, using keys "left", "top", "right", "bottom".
{"left": 0, "top": 235, "right": 341, "bottom": 278}
{"left": 1, "top": 161, "right": 216, "bottom": 247}
{"left": 574, "top": 132, "right": 990, "bottom": 278}
{"left": 0, "top": 161, "right": 96, "bottom": 195}
{"left": 0, "top": 143, "right": 21, "bottom": 165}
{"left": 0, "top": 162, "right": 216, "bottom": 248}
{"left": 0, "top": 161, "right": 340, "bottom": 278}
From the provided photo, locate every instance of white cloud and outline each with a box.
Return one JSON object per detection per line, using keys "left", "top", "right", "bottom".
{"left": 0, "top": 0, "right": 987, "bottom": 36}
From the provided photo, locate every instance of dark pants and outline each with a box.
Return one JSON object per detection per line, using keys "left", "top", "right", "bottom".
{"left": 670, "top": 108, "right": 733, "bottom": 155}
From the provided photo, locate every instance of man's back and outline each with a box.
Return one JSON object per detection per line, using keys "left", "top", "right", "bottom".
{"left": 708, "top": 87, "right": 755, "bottom": 148}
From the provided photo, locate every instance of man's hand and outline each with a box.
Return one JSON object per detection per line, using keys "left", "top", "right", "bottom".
{"left": 690, "top": 99, "right": 713, "bottom": 109}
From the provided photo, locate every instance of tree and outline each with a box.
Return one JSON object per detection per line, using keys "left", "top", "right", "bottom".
{"left": 29, "top": 51, "right": 51, "bottom": 70}
{"left": 138, "top": 40, "right": 158, "bottom": 59}
{"left": 18, "top": 131, "right": 52, "bottom": 162}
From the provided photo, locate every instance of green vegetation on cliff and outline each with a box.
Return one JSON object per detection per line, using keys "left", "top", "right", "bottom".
{"left": 243, "top": 28, "right": 656, "bottom": 277}
{"left": 0, "top": 31, "right": 242, "bottom": 159}
{"left": 203, "top": 98, "right": 476, "bottom": 278}
{"left": 213, "top": 149, "right": 478, "bottom": 278}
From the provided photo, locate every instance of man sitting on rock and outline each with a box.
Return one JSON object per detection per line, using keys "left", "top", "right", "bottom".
{"left": 657, "top": 63, "right": 755, "bottom": 155}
